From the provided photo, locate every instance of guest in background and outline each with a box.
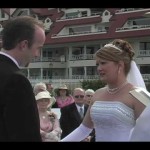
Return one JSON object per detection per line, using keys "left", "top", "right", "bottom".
{"left": 60, "top": 88, "right": 93, "bottom": 142}
{"left": 53, "top": 84, "right": 74, "bottom": 108}
{"left": 33, "top": 82, "right": 47, "bottom": 95}
{"left": 36, "top": 91, "right": 62, "bottom": 142}
{"left": 84, "top": 89, "right": 95, "bottom": 106}
{"left": 84, "top": 89, "right": 95, "bottom": 142}
{"left": 46, "top": 83, "right": 55, "bottom": 96}
{"left": 45, "top": 83, "right": 56, "bottom": 108}
{"left": 33, "top": 82, "right": 56, "bottom": 109}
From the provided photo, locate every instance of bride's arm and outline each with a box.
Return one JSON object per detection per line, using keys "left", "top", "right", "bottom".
{"left": 60, "top": 123, "right": 93, "bottom": 142}
{"left": 61, "top": 103, "right": 94, "bottom": 142}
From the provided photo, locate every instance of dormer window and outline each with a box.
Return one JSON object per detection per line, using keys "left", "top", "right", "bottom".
{"left": 104, "top": 11, "right": 109, "bottom": 16}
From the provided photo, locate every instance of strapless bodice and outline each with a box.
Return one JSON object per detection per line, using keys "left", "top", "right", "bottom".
{"left": 90, "top": 101, "right": 135, "bottom": 141}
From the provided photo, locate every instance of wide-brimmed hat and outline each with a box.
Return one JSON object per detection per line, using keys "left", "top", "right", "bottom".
{"left": 54, "top": 84, "right": 70, "bottom": 96}
{"left": 58, "top": 84, "right": 68, "bottom": 90}
{"left": 35, "top": 91, "right": 51, "bottom": 101}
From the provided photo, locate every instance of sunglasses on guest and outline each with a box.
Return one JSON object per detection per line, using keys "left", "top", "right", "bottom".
{"left": 74, "top": 95, "right": 84, "bottom": 98}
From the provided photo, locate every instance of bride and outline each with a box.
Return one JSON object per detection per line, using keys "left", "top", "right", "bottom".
{"left": 61, "top": 39, "right": 147, "bottom": 142}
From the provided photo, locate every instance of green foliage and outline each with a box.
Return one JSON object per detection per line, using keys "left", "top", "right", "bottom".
{"left": 80, "top": 79, "right": 106, "bottom": 91}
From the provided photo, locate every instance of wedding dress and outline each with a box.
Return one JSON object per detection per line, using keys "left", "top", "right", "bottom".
{"left": 90, "top": 101, "right": 135, "bottom": 141}
{"left": 129, "top": 103, "right": 150, "bottom": 141}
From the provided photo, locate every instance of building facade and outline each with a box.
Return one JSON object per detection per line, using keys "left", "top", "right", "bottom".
{"left": 1, "top": 8, "right": 150, "bottom": 90}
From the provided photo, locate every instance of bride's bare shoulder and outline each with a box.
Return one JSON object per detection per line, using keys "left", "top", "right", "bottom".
{"left": 90, "top": 87, "right": 106, "bottom": 104}
{"left": 95, "top": 87, "right": 106, "bottom": 95}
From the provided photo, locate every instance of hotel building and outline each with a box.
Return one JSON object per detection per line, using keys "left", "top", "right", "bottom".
{"left": 1, "top": 8, "right": 150, "bottom": 90}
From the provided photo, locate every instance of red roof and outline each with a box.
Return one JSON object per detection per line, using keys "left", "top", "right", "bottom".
{"left": 1, "top": 8, "right": 10, "bottom": 15}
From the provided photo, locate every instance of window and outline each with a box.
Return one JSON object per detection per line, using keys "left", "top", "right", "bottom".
{"left": 81, "top": 11, "right": 87, "bottom": 17}
{"left": 72, "top": 46, "right": 84, "bottom": 55}
{"left": 140, "top": 42, "right": 150, "bottom": 50}
{"left": 69, "top": 26, "right": 91, "bottom": 35}
{"left": 66, "top": 12, "right": 79, "bottom": 19}
{"left": 140, "top": 65, "right": 150, "bottom": 74}
{"left": 43, "top": 48, "right": 52, "bottom": 57}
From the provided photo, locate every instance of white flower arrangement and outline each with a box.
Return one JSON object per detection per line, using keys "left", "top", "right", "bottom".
{"left": 104, "top": 43, "right": 122, "bottom": 52}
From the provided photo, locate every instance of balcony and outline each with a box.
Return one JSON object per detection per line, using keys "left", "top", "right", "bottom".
{"left": 51, "top": 29, "right": 107, "bottom": 38}
{"left": 138, "top": 50, "right": 150, "bottom": 57}
{"left": 115, "top": 8, "right": 147, "bottom": 14}
{"left": 116, "top": 25, "right": 150, "bottom": 32}
{"left": 70, "top": 54, "right": 94, "bottom": 61}
{"left": 28, "top": 74, "right": 149, "bottom": 90}
{"left": 56, "top": 12, "right": 101, "bottom": 21}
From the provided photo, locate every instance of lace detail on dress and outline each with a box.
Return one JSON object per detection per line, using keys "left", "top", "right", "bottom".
{"left": 90, "top": 101, "right": 135, "bottom": 141}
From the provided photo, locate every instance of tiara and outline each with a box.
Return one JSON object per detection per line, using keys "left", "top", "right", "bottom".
{"left": 104, "top": 43, "right": 122, "bottom": 52}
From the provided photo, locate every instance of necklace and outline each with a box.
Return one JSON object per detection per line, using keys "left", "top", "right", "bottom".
{"left": 40, "top": 113, "right": 48, "bottom": 119}
{"left": 106, "top": 81, "right": 128, "bottom": 95}
{"left": 42, "top": 116, "right": 46, "bottom": 119}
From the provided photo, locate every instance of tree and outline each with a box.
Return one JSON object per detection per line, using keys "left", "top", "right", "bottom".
{"left": 80, "top": 79, "right": 106, "bottom": 91}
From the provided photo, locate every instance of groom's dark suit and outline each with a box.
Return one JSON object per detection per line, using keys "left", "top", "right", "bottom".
{"left": 0, "top": 54, "right": 41, "bottom": 141}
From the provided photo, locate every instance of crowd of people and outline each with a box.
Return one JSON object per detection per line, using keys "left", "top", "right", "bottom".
{"left": 0, "top": 15, "right": 150, "bottom": 142}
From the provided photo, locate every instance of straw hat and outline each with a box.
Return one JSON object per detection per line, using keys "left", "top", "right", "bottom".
{"left": 54, "top": 84, "right": 70, "bottom": 96}
{"left": 35, "top": 91, "right": 56, "bottom": 108}
{"left": 58, "top": 84, "right": 68, "bottom": 90}
{"left": 35, "top": 91, "right": 51, "bottom": 101}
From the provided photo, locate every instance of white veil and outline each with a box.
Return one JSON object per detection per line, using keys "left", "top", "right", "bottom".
{"left": 129, "top": 103, "right": 150, "bottom": 141}
{"left": 127, "top": 61, "right": 146, "bottom": 89}
{"left": 128, "top": 61, "right": 150, "bottom": 141}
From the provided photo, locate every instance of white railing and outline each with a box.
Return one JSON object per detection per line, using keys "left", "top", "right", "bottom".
{"left": 138, "top": 50, "right": 150, "bottom": 57}
{"left": 31, "top": 54, "right": 95, "bottom": 63}
{"left": 29, "top": 75, "right": 99, "bottom": 81}
{"left": 28, "top": 75, "right": 65, "bottom": 80}
{"left": 70, "top": 54, "right": 94, "bottom": 60}
{"left": 116, "top": 25, "right": 150, "bottom": 32}
{"left": 31, "top": 56, "right": 63, "bottom": 62}
{"left": 115, "top": 8, "right": 144, "bottom": 14}
{"left": 51, "top": 29, "right": 106, "bottom": 38}
{"left": 56, "top": 12, "right": 101, "bottom": 21}
{"left": 142, "top": 74, "right": 150, "bottom": 81}
{"left": 72, "top": 75, "right": 99, "bottom": 79}
{"left": 30, "top": 78, "right": 83, "bottom": 91}
{"left": 29, "top": 74, "right": 148, "bottom": 90}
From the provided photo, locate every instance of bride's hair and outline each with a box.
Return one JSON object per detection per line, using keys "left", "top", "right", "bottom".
{"left": 95, "top": 39, "right": 134, "bottom": 76}
{"left": 95, "top": 39, "right": 146, "bottom": 89}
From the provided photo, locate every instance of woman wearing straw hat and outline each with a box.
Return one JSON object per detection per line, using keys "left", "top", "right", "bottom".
{"left": 35, "top": 90, "right": 62, "bottom": 142}
{"left": 33, "top": 82, "right": 56, "bottom": 109}
{"left": 54, "top": 84, "right": 74, "bottom": 108}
